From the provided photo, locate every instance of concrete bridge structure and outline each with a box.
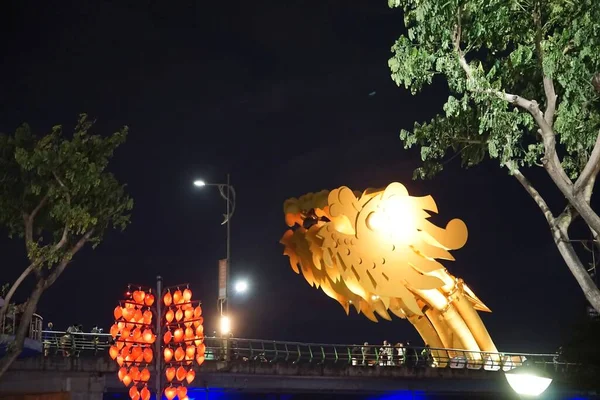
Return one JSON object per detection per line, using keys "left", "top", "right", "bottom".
{"left": 1, "top": 331, "right": 597, "bottom": 400}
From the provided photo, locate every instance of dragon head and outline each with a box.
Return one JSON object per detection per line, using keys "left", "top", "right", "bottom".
{"left": 280, "top": 182, "right": 469, "bottom": 322}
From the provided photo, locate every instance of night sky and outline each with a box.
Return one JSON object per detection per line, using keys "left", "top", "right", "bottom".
{"left": 0, "top": 1, "right": 592, "bottom": 353}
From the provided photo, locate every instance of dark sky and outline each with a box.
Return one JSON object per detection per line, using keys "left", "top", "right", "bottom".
{"left": 0, "top": 0, "right": 592, "bottom": 353}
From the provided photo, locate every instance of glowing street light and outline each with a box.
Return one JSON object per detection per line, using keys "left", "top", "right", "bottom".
{"left": 505, "top": 364, "right": 553, "bottom": 397}
{"left": 192, "top": 175, "right": 236, "bottom": 318}
{"left": 220, "top": 315, "right": 231, "bottom": 336}
{"left": 234, "top": 280, "right": 248, "bottom": 294}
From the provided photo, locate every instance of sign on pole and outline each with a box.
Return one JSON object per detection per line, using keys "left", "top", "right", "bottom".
{"left": 218, "top": 258, "right": 228, "bottom": 301}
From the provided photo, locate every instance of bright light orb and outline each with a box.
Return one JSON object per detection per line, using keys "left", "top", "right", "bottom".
{"left": 234, "top": 280, "right": 248, "bottom": 293}
{"left": 505, "top": 370, "right": 552, "bottom": 397}
{"left": 220, "top": 316, "right": 231, "bottom": 335}
{"left": 367, "top": 196, "right": 417, "bottom": 243}
{"left": 193, "top": 180, "right": 206, "bottom": 187}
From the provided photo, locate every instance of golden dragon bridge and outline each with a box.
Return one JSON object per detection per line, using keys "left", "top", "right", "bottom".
{"left": 280, "top": 182, "right": 498, "bottom": 364}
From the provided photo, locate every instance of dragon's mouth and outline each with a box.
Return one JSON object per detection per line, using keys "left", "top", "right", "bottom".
{"left": 291, "top": 209, "right": 330, "bottom": 231}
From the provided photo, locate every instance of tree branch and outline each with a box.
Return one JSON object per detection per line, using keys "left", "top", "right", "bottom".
{"left": 507, "top": 163, "right": 556, "bottom": 226}
{"left": 0, "top": 262, "right": 36, "bottom": 327}
{"left": 574, "top": 132, "right": 600, "bottom": 196}
{"left": 452, "top": 15, "right": 576, "bottom": 212}
{"left": 44, "top": 229, "right": 94, "bottom": 290}
{"left": 23, "top": 194, "right": 49, "bottom": 246}
{"left": 51, "top": 171, "right": 71, "bottom": 251}
{"left": 533, "top": 0, "right": 557, "bottom": 126}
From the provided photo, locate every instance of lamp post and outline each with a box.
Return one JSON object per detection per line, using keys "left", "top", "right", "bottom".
{"left": 193, "top": 174, "right": 236, "bottom": 318}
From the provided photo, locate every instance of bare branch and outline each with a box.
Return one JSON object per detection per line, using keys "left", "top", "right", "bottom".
{"left": 574, "top": 131, "right": 600, "bottom": 196}
{"left": 53, "top": 224, "right": 69, "bottom": 251}
{"left": 508, "top": 164, "right": 556, "bottom": 226}
{"left": 52, "top": 171, "right": 71, "bottom": 251}
{"left": 0, "top": 262, "right": 36, "bottom": 326}
{"left": 44, "top": 229, "right": 94, "bottom": 289}
{"left": 23, "top": 194, "right": 49, "bottom": 246}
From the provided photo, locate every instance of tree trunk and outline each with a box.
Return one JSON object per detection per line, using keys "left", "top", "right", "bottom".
{"left": 0, "top": 278, "right": 45, "bottom": 379}
{"left": 509, "top": 167, "right": 600, "bottom": 313}
{"left": 553, "top": 227, "right": 600, "bottom": 313}
{"left": 0, "top": 263, "right": 36, "bottom": 329}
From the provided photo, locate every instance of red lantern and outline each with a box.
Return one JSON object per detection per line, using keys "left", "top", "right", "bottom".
{"left": 131, "top": 346, "right": 142, "bottom": 361}
{"left": 122, "top": 327, "right": 131, "bottom": 339}
{"left": 114, "top": 306, "right": 123, "bottom": 320}
{"left": 122, "top": 307, "right": 134, "bottom": 321}
{"left": 175, "top": 308, "right": 183, "bottom": 322}
{"left": 175, "top": 346, "right": 185, "bottom": 362}
{"left": 184, "top": 308, "right": 194, "bottom": 320}
{"left": 186, "top": 368, "right": 195, "bottom": 384}
{"left": 185, "top": 327, "right": 194, "bottom": 339}
{"left": 140, "top": 368, "right": 150, "bottom": 382}
{"left": 197, "top": 343, "right": 205, "bottom": 356}
{"left": 133, "top": 310, "right": 143, "bottom": 323}
{"left": 176, "top": 366, "right": 187, "bottom": 381}
{"left": 164, "top": 386, "right": 177, "bottom": 400}
{"left": 145, "top": 293, "right": 155, "bottom": 307}
{"left": 143, "top": 348, "right": 153, "bottom": 363}
{"left": 140, "top": 387, "right": 151, "bottom": 400}
{"left": 165, "top": 367, "right": 176, "bottom": 382}
{"left": 143, "top": 310, "right": 152, "bottom": 325}
{"left": 129, "top": 366, "right": 140, "bottom": 381}
{"left": 185, "top": 345, "right": 196, "bottom": 359}
{"left": 118, "top": 367, "right": 127, "bottom": 381}
{"left": 195, "top": 325, "right": 203, "bottom": 336}
{"left": 173, "top": 290, "right": 183, "bottom": 305}
{"left": 133, "top": 290, "right": 145, "bottom": 304}
{"left": 163, "top": 330, "right": 173, "bottom": 344}
{"left": 142, "top": 329, "right": 154, "bottom": 343}
{"left": 173, "top": 328, "right": 184, "bottom": 343}
{"left": 194, "top": 306, "right": 202, "bottom": 318}
{"left": 110, "top": 324, "right": 119, "bottom": 338}
{"left": 116, "top": 356, "right": 124, "bottom": 367}
{"left": 129, "top": 386, "right": 140, "bottom": 400}
{"left": 163, "top": 291, "right": 173, "bottom": 307}
{"left": 132, "top": 328, "right": 142, "bottom": 341}
{"left": 118, "top": 321, "right": 126, "bottom": 330}
{"left": 196, "top": 354, "right": 205, "bottom": 366}
{"left": 164, "top": 347, "right": 174, "bottom": 363}
{"left": 116, "top": 341, "right": 125, "bottom": 350}
{"left": 177, "top": 385, "right": 188, "bottom": 399}
{"left": 122, "top": 374, "right": 132, "bottom": 387}
{"left": 183, "top": 288, "right": 192, "bottom": 302}
{"left": 109, "top": 345, "right": 119, "bottom": 360}
{"left": 166, "top": 309, "right": 174, "bottom": 323}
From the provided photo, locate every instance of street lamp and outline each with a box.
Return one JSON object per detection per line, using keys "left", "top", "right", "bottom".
{"left": 220, "top": 315, "right": 231, "bottom": 336}
{"left": 193, "top": 174, "right": 236, "bottom": 317}
{"left": 505, "top": 363, "right": 553, "bottom": 397}
{"left": 234, "top": 280, "right": 248, "bottom": 294}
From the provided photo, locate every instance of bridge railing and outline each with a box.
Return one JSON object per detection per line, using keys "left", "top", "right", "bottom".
{"left": 38, "top": 330, "right": 573, "bottom": 374}
{"left": 1, "top": 312, "right": 43, "bottom": 342}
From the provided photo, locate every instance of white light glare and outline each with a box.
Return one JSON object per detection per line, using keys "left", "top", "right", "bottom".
{"left": 193, "top": 180, "right": 206, "bottom": 187}
{"left": 505, "top": 372, "right": 552, "bottom": 397}
{"left": 234, "top": 280, "right": 248, "bottom": 293}
{"left": 220, "top": 316, "right": 231, "bottom": 335}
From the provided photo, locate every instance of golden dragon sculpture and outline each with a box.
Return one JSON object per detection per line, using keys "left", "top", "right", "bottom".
{"left": 280, "top": 182, "right": 498, "bottom": 362}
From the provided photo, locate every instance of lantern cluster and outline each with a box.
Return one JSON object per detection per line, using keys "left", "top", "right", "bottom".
{"left": 109, "top": 288, "right": 157, "bottom": 400}
{"left": 162, "top": 287, "right": 205, "bottom": 400}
